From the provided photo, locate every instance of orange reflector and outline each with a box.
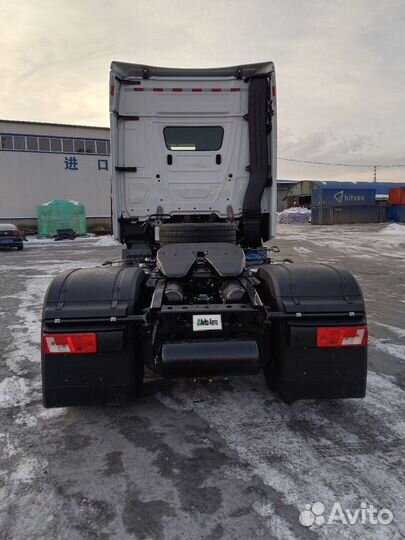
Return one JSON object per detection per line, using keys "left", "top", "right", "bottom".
{"left": 317, "top": 327, "right": 368, "bottom": 348}
{"left": 43, "top": 333, "right": 97, "bottom": 354}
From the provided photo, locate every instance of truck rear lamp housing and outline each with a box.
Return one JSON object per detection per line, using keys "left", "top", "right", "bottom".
{"left": 317, "top": 326, "right": 368, "bottom": 348}
{"left": 43, "top": 333, "right": 98, "bottom": 355}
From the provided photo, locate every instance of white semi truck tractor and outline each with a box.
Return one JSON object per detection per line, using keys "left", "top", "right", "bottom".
{"left": 41, "top": 62, "right": 368, "bottom": 407}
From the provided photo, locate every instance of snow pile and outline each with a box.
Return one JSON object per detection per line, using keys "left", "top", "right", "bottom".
{"left": 95, "top": 235, "right": 121, "bottom": 246}
{"left": 25, "top": 235, "right": 96, "bottom": 246}
{"left": 278, "top": 207, "right": 311, "bottom": 224}
{"left": 378, "top": 223, "right": 405, "bottom": 235}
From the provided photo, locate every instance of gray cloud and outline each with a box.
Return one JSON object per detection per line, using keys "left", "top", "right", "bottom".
{"left": 0, "top": 0, "right": 403, "bottom": 180}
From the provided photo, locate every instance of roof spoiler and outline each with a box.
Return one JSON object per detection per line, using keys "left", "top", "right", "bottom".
{"left": 110, "top": 61, "right": 274, "bottom": 81}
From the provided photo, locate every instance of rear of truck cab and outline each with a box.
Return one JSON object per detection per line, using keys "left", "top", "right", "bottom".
{"left": 109, "top": 62, "right": 277, "bottom": 248}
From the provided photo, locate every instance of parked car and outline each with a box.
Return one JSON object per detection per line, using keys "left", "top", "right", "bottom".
{"left": 0, "top": 223, "right": 24, "bottom": 250}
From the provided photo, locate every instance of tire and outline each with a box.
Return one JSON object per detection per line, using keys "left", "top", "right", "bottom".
{"left": 159, "top": 222, "right": 237, "bottom": 245}
{"left": 17, "top": 245, "right": 23, "bottom": 250}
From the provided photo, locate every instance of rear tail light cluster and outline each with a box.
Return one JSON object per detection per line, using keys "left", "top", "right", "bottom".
{"left": 317, "top": 326, "right": 368, "bottom": 348}
{"left": 43, "top": 333, "right": 97, "bottom": 354}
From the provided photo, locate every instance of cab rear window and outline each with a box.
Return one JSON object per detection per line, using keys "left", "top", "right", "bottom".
{"left": 163, "top": 126, "right": 224, "bottom": 151}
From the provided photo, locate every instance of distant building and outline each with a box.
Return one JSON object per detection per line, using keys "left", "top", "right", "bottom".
{"left": 0, "top": 119, "right": 111, "bottom": 231}
{"left": 276, "top": 180, "right": 299, "bottom": 211}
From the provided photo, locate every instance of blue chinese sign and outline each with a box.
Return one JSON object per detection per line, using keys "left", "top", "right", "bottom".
{"left": 64, "top": 156, "right": 78, "bottom": 171}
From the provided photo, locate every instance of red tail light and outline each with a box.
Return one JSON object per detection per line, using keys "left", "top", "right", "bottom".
{"left": 43, "top": 333, "right": 97, "bottom": 354}
{"left": 317, "top": 327, "right": 368, "bottom": 348}
{"left": 15, "top": 230, "right": 23, "bottom": 237}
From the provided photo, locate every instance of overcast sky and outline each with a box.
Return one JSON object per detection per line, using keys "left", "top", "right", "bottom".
{"left": 0, "top": 0, "right": 404, "bottom": 180}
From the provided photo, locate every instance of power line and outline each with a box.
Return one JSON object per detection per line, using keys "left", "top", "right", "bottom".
{"left": 278, "top": 157, "right": 405, "bottom": 168}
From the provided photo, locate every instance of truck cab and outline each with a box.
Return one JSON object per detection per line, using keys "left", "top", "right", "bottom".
{"left": 109, "top": 62, "right": 277, "bottom": 249}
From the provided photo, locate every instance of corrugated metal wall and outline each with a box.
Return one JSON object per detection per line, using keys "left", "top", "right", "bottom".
{"left": 311, "top": 186, "right": 388, "bottom": 225}
{"left": 312, "top": 206, "right": 388, "bottom": 225}
{"left": 0, "top": 121, "right": 111, "bottom": 220}
{"left": 388, "top": 205, "right": 405, "bottom": 223}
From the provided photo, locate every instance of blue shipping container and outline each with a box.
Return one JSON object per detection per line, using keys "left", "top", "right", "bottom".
{"left": 311, "top": 205, "right": 387, "bottom": 225}
{"left": 388, "top": 205, "right": 405, "bottom": 223}
{"left": 312, "top": 188, "right": 376, "bottom": 207}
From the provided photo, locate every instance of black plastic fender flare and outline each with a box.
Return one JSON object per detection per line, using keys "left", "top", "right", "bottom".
{"left": 42, "top": 266, "right": 146, "bottom": 321}
{"left": 257, "top": 263, "right": 366, "bottom": 314}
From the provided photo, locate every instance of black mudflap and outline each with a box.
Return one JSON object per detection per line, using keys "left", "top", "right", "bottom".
{"left": 257, "top": 263, "right": 367, "bottom": 400}
{"left": 41, "top": 266, "right": 146, "bottom": 407}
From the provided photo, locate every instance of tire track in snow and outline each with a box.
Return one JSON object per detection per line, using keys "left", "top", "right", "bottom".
{"left": 157, "top": 371, "right": 405, "bottom": 540}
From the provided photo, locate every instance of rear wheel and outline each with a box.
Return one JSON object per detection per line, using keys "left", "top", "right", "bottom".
{"left": 159, "top": 222, "right": 237, "bottom": 245}
{"left": 17, "top": 244, "right": 23, "bottom": 250}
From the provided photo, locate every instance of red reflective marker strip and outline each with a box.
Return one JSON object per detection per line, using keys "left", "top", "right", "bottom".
{"left": 172, "top": 88, "right": 183, "bottom": 92}
{"left": 192, "top": 88, "right": 202, "bottom": 92}
{"left": 133, "top": 87, "right": 144, "bottom": 92}
{"left": 317, "top": 327, "right": 368, "bottom": 348}
{"left": 231, "top": 88, "right": 241, "bottom": 92}
{"left": 211, "top": 88, "right": 222, "bottom": 92}
{"left": 153, "top": 88, "right": 163, "bottom": 92}
{"left": 110, "top": 85, "right": 115, "bottom": 96}
{"left": 43, "top": 333, "right": 98, "bottom": 354}
{"left": 272, "top": 86, "right": 276, "bottom": 97}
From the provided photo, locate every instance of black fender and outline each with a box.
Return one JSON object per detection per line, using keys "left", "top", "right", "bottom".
{"left": 43, "top": 266, "right": 146, "bottom": 320}
{"left": 257, "top": 263, "right": 366, "bottom": 314}
{"left": 41, "top": 266, "right": 146, "bottom": 407}
{"left": 257, "top": 263, "right": 367, "bottom": 400}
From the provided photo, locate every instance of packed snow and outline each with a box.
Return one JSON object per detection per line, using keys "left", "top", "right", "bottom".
{"left": 95, "top": 235, "right": 121, "bottom": 246}
{"left": 277, "top": 207, "right": 311, "bottom": 224}
{"left": 378, "top": 223, "right": 405, "bottom": 235}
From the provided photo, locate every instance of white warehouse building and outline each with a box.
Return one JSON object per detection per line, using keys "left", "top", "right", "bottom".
{"left": 0, "top": 119, "right": 111, "bottom": 232}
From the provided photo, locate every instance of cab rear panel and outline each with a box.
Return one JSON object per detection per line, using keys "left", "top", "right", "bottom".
{"left": 109, "top": 62, "right": 277, "bottom": 248}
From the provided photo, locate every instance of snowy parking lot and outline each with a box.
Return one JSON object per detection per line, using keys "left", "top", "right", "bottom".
{"left": 0, "top": 224, "right": 404, "bottom": 540}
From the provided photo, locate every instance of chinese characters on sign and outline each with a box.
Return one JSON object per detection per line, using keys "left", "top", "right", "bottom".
{"left": 64, "top": 156, "right": 78, "bottom": 171}
{"left": 98, "top": 159, "right": 109, "bottom": 171}
{"left": 63, "top": 157, "right": 110, "bottom": 171}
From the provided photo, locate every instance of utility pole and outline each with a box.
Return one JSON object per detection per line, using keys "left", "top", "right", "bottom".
{"left": 373, "top": 165, "right": 377, "bottom": 182}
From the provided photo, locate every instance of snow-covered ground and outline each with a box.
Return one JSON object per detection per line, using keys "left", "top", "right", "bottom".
{"left": 0, "top": 225, "right": 404, "bottom": 540}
